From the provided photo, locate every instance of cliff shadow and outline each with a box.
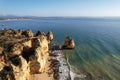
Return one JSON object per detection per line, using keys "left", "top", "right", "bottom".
{"left": 21, "top": 47, "right": 35, "bottom": 62}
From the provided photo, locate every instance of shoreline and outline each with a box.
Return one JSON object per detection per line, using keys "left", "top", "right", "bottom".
{"left": 0, "top": 18, "right": 32, "bottom": 21}
{"left": 50, "top": 50, "right": 71, "bottom": 80}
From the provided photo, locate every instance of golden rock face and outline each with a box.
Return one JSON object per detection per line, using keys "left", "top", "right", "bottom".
{"left": 22, "top": 29, "right": 34, "bottom": 37}
{"left": 11, "top": 55, "right": 30, "bottom": 80}
{"left": 0, "top": 29, "right": 53, "bottom": 80}
{"left": 34, "top": 47, "right": 46, "bottom": 72}
{"left": 47, "top": 31, "right": 53, "bottom": 41}
{"left": 63, "top": 36, "right": 75, "bottom": 49}
{"left": 0, "top": 47, "right": 3, "bottom": 54}
{"left": 11, "top": 43, "right": 24, "bottom": 55}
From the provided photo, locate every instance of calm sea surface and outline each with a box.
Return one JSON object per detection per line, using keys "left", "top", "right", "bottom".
{"left": 0, "top": 18, "right": 120, "bottom": 80}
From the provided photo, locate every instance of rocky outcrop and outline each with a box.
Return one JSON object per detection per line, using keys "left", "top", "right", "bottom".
{"left": 22, "top": 29, "right": 34, "bottom": 37}
{"left": 0, "top": 29, "right": 52, "bottom": 80}
{"left": 34, "top": 47, "right": 46, "bottom": 72}
{"left": 63, "top": 36, "right": 75, "bottom": 49}
{"left": 10, "top": 43, "right": 24, "bottom": 55}
{"left": 36, "top": 31, "right": 46, "bottom": 37}
{"left": 47, "top": 31, "right": 53, "bottom": 42}
{"left": 0, "top": 54, "right": 5, "bottom": 71}
{"left": 0, "top": 29, "right": 75, "bottom": 80}
{"left": 37, "top": 35, "right": 49, "bottom": 53}
{"left": 0, "top": 29, "right": 23, "bottom": 37}
{"left": 0, "top": 47, "right": 4, "bottom": 54}
{"left": 11, "top": 55, "right": 30, "bottom": 80}
{"left": 36, "top": 31, "right": 53, "bottom": 44}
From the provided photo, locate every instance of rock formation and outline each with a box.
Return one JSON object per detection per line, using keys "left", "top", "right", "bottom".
{"left": 0, "top": 29, "right": 52, "bottom": 80}
{"left": 11, "top": 55, "right": 30, "bottom": 80}
{"left": 36, "top": 31, "right": 46, "bottom": 37}
{"left": 47, "top": 31, "right": 53, "bottom": 42}
{"left": 0, "top": 29, "right": 22, "bottom": 37}
{"left": 10, "top": 43, "right": 24, "bottom": 55}
{"left": 63, "top": 36, "right": 75, "bottom": 49}
{"left": 22, "top": 29, "right": 34, "bottom": 37}
{"left": 0, "top": 47, "right": 3, "bottom": 54}
{"left": 0, "top": 29, "right": 74, "bottom": 80}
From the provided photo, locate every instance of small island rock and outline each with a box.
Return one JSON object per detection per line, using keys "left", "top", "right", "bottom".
{"left": 63, "top": 36, "right": 75, "bottom": 49}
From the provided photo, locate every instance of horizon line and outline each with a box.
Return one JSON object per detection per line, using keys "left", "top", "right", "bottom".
{"left": 1, "top": 15, "right": 120, "bottom": 18}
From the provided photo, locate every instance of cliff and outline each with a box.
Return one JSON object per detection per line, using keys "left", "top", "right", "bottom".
{"left": 0, "top": 29, "right": 74, "bottom": 80}
{"left": 0, "top": 29, "right": 54, "bottom": 80}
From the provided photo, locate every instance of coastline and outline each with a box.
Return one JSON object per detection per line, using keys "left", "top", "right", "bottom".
{"left": 0, "top": 29, "right": 74, "bottom": 80}
{"left": 50, "top": 50, "right": 71, "bottom": 80}
{"left": 0, "top": 18, "right": 32, "bottom": 21}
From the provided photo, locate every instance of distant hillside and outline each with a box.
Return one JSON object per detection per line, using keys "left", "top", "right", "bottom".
{"left": 0, "top": 15, "right": 34, "bottom": 20}
{"left": 0, "top": 15, "right": 66, "bottom": 20}
{"left": 1, "top": 15, "right": 120, "bottom": 21}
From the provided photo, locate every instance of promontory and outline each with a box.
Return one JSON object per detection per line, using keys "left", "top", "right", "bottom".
{"left": 0, "top": 29, "right": 75, "bottom": 80}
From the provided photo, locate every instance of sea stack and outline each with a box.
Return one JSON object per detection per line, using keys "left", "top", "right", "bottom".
{"left": 63, "top": 36, "right": 75, "bottom": 49}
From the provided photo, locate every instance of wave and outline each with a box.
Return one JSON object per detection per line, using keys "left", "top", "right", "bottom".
{"left": 66, "top": 56, "right": 86, "bottom": 80}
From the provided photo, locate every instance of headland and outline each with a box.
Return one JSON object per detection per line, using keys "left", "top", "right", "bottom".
{"left": 0, "top": 29, "right": 75, "bottom": 80}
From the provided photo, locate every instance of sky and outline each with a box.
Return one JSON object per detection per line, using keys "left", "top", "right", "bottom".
{"left": 0, "top": 0, "right": 120, "bottom": 17}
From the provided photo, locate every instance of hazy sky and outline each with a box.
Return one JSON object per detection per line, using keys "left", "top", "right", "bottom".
{"left": 0, "top": 0, "right": 120, "bottom": 17}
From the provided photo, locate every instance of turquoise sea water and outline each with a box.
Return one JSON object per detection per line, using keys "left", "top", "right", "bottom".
{"left": 0, "top": 18, "right": 120, "bottom": 80}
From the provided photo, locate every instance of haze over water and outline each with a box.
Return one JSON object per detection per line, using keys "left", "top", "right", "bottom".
{"left": 0, "top": 18, "right": 120, "bottom": 80}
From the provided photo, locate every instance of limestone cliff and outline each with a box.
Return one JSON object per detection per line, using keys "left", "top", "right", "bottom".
{"left": 0, "top": 29, "right": 74, "bottom": 80}
{"left": 11, "top": 55, "right": 30, "bottom": 80}
{"left": 0, "top": 29, "right": 52, "bottom": 80}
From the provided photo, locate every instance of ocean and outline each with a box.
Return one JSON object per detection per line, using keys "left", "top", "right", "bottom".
{"left": 0, "top": 18, "right": 120, "bottom": 80}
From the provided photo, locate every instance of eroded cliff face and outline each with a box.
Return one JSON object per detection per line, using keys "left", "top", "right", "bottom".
{"left": 47, "top": 31, "right": 53, "bottom": 43}
{"left": 11, "top": 55, "right": 30, "bottom": 80}
{"left": 0, "top": 29, "right": 52, "bottom": 80}
{"left": 34, "top": 47, "right": 46, "bottom": 72}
